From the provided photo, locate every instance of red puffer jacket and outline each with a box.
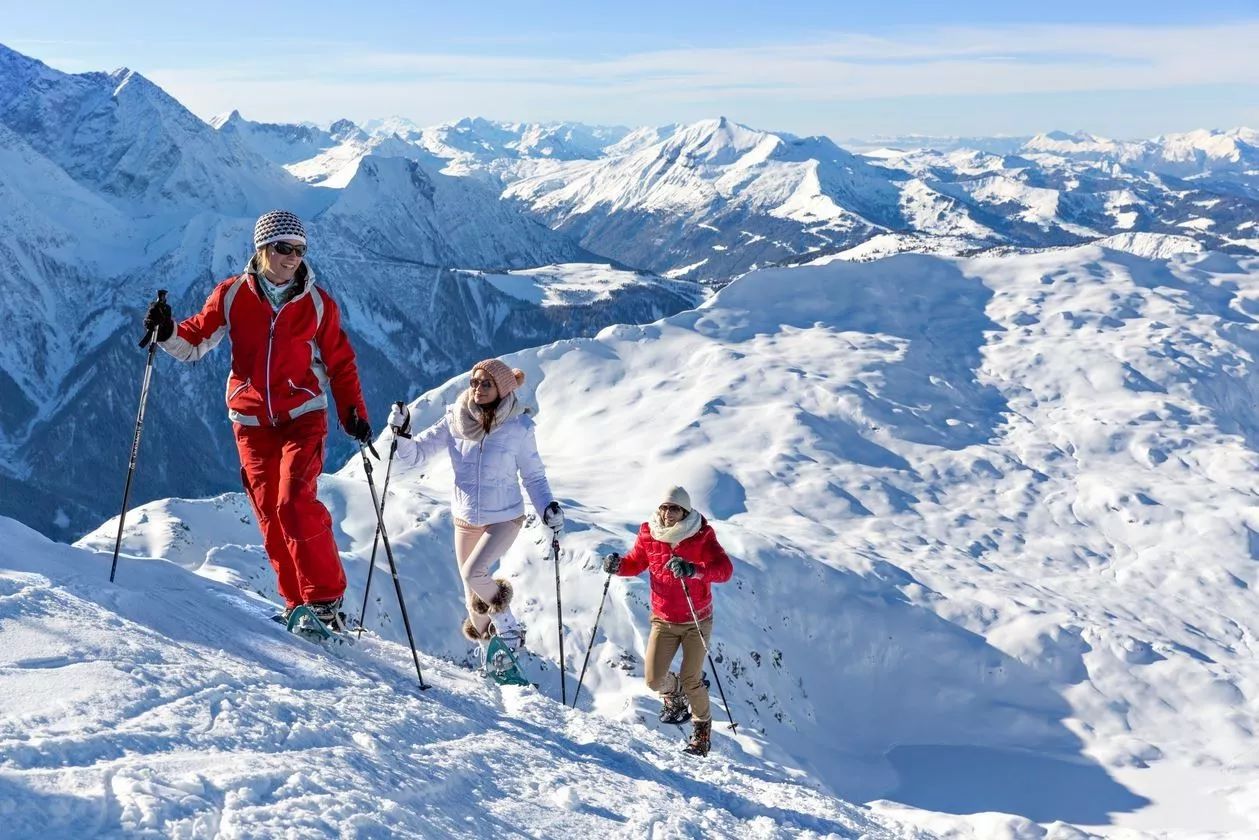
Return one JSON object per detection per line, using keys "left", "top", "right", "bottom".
{"left": 616, "top": 516, "right": 733, "bottom": 623}
{"left": 160, "top": 263, "right": 367, "bottom": 430}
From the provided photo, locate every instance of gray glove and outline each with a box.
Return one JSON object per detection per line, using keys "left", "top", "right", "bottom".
{"left": 666, "top": 556, "right": 696, "bottom": 579}
{"left": 602, "top": 553, "right": 622, "bottom": 574}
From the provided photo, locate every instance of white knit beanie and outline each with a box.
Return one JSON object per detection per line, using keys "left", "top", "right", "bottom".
{"left": 253, "top": 210, "right": 307, "bottom": 249}
{"left": 660, "top": 486, "right": 691, "bottom": 512}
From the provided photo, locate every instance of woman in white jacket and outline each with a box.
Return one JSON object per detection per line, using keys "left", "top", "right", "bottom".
{"left": 388, "top": 358, "right": 563, "bottom": 650}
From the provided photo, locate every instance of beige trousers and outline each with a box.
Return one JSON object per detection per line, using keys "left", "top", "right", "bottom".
{"left": 454, "top": 516, "right": 524, "bottom": 636}
{"left": 645, "top": 616, "right": 713, "bottom": 723}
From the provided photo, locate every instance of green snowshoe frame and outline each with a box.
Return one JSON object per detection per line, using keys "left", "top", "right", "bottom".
{"left": 286, "top": 604, "right": 345, "bottom": 644}
{"left": 485, "top": 636, "right": 530, "bottom": 686}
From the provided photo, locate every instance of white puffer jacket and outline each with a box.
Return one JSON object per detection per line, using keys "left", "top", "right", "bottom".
{"left": 394, "top": 402, "right": 555, "bottom": 527}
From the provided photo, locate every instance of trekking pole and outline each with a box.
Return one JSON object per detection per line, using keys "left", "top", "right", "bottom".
{"left": 571, "top": 570, "right": 612, "bottom": 708}
{"left": 679, "top": 576, "right": 738, "bottom": 732}
{"left": 356, "top": 401, "right": 404, "bottom": 638}
{"left": 551, "top": 535, "right": 568, "bottom": 704}
{"left": 109, "top": 289, "right": 167, "bottom": 583}
{"left": 353, "top": 409, "right": 429, "bottom": 692}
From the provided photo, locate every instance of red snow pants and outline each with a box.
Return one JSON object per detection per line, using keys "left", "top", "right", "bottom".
{"left": 234, "top": 411, "right": 346, "bottom": 607}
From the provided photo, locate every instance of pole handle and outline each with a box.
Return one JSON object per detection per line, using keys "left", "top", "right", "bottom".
{"left": 138, "top": 289, "right": 168, "bottom": 349}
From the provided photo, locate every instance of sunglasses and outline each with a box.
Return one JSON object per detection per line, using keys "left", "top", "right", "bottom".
{"left": 269, "top": 241, "right": 307, "bottom": 257}
{"left": 658, "top": 504, "right": 685, "bottom": 513}
{"left": 469, "top": 378, "right": 496, "bottom": 390}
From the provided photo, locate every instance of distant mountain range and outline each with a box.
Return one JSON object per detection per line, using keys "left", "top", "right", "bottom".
{"left": 220, "top": 108, "right": 1258, "bottom": 283}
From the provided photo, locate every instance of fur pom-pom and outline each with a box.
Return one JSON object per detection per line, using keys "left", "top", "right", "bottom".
{"left": 513, "top": 368, "right": 526, "bottom": 386}
{"left": 470, "top": 578, "right": 514, "bottom": 615}
{"left": 461, "top": 617, "right": 491, "bottom": 641}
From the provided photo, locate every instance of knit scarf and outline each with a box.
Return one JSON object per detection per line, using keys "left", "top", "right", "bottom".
{"left": 245, "top": 254, "right": 305, "bottom": 311}
{"left": 450, "top": 390, "right": 530, "bottom": 441}
{"left": 648, "top": 508, "right": 702, "bottom": 546}
{"left": 259, "top": 275, "right": 300, "bottom": 310}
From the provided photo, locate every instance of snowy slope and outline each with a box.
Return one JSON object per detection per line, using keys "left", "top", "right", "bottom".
{"left": 87, "top": 238, "right": 1259, "bottom": 836}
{"left": 0, "top": 517, "right": 921, "bottom": 839}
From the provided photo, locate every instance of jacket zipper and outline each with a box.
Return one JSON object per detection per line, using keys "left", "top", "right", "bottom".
{"left": 476, "top": 439, "right": 484, "bottom": 522}
{"left": 228, "top": 378, "right": 251, "bottom": 400}
{"left": 288, "top": 378, "right": 318, "bottom": 399}
{"left": 265, "top": 299, "right": 292, "bottom": 425}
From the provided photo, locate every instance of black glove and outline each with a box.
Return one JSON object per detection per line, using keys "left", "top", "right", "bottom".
{"left": 144, "top": 298, "right": 174, "bottom": 342}
{"left": 345, "top": 407, "right": 372, "bottom": 444}
{"left": 602, "top": 553, "right": 622, "bottom": 574}
{"left": 543, "top": 500, "right": 564, "bottom": 532}
{"left": 666, "top": 556, "right": 696, "bottom": 579}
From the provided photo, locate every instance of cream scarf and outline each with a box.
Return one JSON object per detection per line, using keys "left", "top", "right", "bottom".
{"left": 648, "top": 508, "right": 702, "bottom": 546}
{"left": 450, "top": 390, "right": 530, "bottom": 441}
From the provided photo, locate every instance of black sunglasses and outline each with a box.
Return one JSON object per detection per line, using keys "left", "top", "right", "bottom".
{"left": 270, "top": 241, "right": 307, "bottom": 257}
{"left": 658, "top": 503, "right": 685, "bottom": 513}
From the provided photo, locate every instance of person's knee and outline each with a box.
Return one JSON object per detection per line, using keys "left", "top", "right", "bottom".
{"left": 646, "top": 670, "right": 676, "bottom": 694}
{"left": 680, "top": 667, "right": 708, "bottom": 694}
{"left": 275, "top": 487, "right": 302, "bottom": 524}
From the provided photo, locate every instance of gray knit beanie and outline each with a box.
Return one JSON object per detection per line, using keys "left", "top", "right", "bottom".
{"left": 253, "top": 210, "right": 307, "bottom": 249}
{"left": 660, "top": 486, "right": 692, "bottom": 512}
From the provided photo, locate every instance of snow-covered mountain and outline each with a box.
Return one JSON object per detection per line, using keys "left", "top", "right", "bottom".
{"left": 208, "top": 110, "right": 370, "bottom": 175}
{"left": 492, "top": 118, "right": 1259, "bottom": 281}
{"left": 500, "top": 117, "right": 926, "bottom": 281}
{"left": 86, "top": 236, "right": 1259, "bottom": 836}
{"left": 0, "top": 44, "right": 699, "bottom": 537}
{"left": 218, "top": 108, "right": 1259, "bottom": 284}
{"left": 409, "top": 117, "right": 632, "bottom": 165}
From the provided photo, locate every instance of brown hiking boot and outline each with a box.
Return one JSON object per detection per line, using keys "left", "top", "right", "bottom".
{"left": 683, "top": 718, "right": 712, "bottom": 757}
{"left": 658, "top": 670, "right": 691, "bottom": 723}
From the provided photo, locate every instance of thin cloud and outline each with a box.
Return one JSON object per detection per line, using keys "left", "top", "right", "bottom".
{"left": 136, "top": 21, "right": 1258, "bottom": 134}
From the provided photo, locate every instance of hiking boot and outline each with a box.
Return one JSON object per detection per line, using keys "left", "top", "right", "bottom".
{"left": 308, "top": 598, "right": 348, "bottom": 634}
{"left": 659, "top": 677, "right": 691, "bottom": 724}
{"left": 683, "top": 718, "right": 712, "bottom": 757}
{"left": 490, "top": 613, "right": 527, "bottom": 652}
{"left": 271, "top": 606, "right": 295, "bottom": 625}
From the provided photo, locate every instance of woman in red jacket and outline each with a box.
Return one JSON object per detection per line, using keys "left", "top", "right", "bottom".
{"left": 603, "top": 486, "right": 733, "bottom": 757}
{"left": 143, "top": 210, "right": 371, "bottom": 629}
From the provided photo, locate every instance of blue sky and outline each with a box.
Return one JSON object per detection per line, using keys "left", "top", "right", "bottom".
{"left": 5, "top": 0, "right": 1257, "bottom": 139}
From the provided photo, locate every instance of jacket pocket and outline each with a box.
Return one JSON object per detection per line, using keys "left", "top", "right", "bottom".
{"left": 228, "top": 378, "right": 252, "bottom": 401}
{"left": 288, "top": 378, "right": 318, "bottom": 400}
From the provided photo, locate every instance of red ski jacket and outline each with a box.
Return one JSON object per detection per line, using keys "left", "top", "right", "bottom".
{"left": 616, "top": 517, "right": 733, "bottom": 623}
{"left": 160, "top": 263, "right": 367, "bottom": 430}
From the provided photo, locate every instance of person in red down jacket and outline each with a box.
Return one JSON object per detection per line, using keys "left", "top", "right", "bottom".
{"left": 602, "top": 485, "right": 733, "bottom": 757}
{"left": 142, "top": 210, "right": 371, "bottom": 630}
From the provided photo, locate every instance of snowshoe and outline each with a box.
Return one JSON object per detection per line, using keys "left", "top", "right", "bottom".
{"left": 484, "top": 635, "right": 530, "bottom": 686}
{"left": 286, "top": 604, "right": 352, "bottom": 646}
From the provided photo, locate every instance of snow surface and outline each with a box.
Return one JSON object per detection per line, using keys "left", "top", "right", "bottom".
{"left": 0, "top": 516, "right": 920, "bottom": 838}
{"left": 72, "top": 238, "right": 1259, "bottom": 837}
